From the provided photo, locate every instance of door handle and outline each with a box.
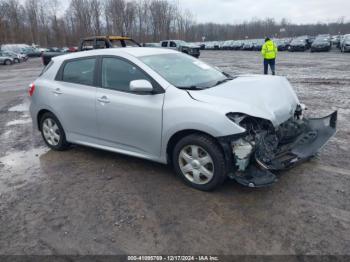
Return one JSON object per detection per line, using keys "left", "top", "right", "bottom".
{"left": 53, "top": 88, "right": 63, "bottom": 95}
{"left": 97, "top": 96, "right": 110, "bottom": 104}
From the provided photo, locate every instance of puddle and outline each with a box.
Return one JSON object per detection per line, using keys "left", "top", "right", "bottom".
{"left": 0, "top": 147, "right": 49, "bottom": 192}
{"left": 6, "top": 119, "right": 32, "bottom": 126}
{"left": 8, "top": 102, "right": 29, "bottom": 112}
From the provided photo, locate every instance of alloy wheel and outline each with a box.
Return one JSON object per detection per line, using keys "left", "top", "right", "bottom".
{"left": 178, "top": 145, "right": 214, "bottom": 185}
{"left": 42, "top": 118, "right": 61, "bottom": 146}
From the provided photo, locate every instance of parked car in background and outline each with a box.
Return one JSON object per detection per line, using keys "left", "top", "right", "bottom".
{"left": 160, "top": 40, "right": 200, "bottom": 58}
{"left": 222, "top": 40, "right": 233, "bottom": 50}
{"left": 1, "top": 50, "right": 22, "bottom": 63}
{"left": 252, "top": 39, "right": 264, "bottom": 51}
{"left": 340, "top": 34, "right": 350, "bottom": 52}
{"left": 331, "top": 35, "right": 341, "bottom": 48}
{"left": 29, "top": 48, "right": 337, "bottom": 191}
{"left": 311, "top": 35, "right": 332, "bottom": 52}
{"left": 213, "top": 41, "right": 221, "bottom": 50}
{"left": 198, "top": 43, "right": 206, "bottom": 50}
{"left": 242, "top": 40, "right": 254, "bottom": 50}
{"left": 80, "top": 36, "right": 140, "bottom": 51}
{"left": 232, "top": 40, "right": 243, "bottom": 50}
{"left": 289, "top": 37, "right": 309, "bottom": 52}
{"left": 143, "top": 42, "right": 161, "bottom": 47}
{"left": 0, "top": 52, "right": 14, "bottom": 65}
{"left": 41, "top": 48, "right": 67, "bottom": 66}
{"left": 21, "top": 47, "right": 42, "bottom": 57}
{"left": 274, "top": 39, "right": 289, "bottom": 51}
{"left": 41, "top": 35, "right": 141, "bottom": 65}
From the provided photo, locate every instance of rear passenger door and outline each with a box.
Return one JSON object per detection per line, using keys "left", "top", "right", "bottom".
{"left": 95, "top": 56, "right": 164, "bottom": 159}
{"left": 52, "top": 57, "right": 97, "bottom": 141}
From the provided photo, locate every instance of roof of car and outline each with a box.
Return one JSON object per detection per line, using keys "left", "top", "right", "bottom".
{"left": 83, "top": 36, "right": 132, "bottom": 41}
{"left": 52, "top": 47, "right": 178, "bottom": 62}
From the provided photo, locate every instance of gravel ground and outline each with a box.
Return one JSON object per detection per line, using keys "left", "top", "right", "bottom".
{"left": 0, "top": 51, "right": 349, "bottom": 255}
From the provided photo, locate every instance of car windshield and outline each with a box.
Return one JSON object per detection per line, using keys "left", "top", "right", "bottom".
{"left": 314, "top": 38, "right": 330, "bottom": 43}
{"left": 174, "top": 40, "right": 187, "bottom": 46}
{"left": 140, "top": 53, "right": 230, "bottom": 90}
{"left": 111, "top": 39, "right": 139, "bottom": 47}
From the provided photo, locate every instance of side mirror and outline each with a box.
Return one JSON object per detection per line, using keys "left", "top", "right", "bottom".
{"left": 130, "top": 80, "right": 153, "bottom": 92}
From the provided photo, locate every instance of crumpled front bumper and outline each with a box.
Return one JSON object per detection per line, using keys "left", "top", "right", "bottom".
{"left": 256, "top": 111, "right": 337, "bottom": 170}
{"left": 233, "top": 111, "right": 337, "bottom": 188}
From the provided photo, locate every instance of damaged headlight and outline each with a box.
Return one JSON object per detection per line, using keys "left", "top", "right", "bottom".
{"left": 226, "top": 112, "right": 247, "bottom": 125}
{"left": 226, "top": 113, "right": 277, "bottom": 172}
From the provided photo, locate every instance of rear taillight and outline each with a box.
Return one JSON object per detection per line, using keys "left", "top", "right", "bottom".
{"left": 28, "top": 83, "right": 35, "bottom": 96}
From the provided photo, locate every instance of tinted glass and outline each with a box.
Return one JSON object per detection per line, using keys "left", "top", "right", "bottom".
{"left": 170, "top": 41, "right": 176, "bottom": 47}
{"left": 102, "top": 57, "right": 150, "bottom": 92}
{"left": 62, "top": 58, "right": 95, "bottom": 86}
{"left": 161, "top": 42, "right": 168, "bottom": 47}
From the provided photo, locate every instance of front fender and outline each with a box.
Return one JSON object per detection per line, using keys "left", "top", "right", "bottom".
{"left": 160, "top": 87, "right": 245, "bottom": 162}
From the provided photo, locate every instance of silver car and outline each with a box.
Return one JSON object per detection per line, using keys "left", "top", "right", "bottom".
{"left": 29, "top": 48, "right": 337, "bottom": 191}
{"left": 0, "top": 52, "right": 14, "bottom": 65}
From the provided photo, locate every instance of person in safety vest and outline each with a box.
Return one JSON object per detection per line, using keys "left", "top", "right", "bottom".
{"left": 261, "top": 37, "right": 278, "bottom": 75}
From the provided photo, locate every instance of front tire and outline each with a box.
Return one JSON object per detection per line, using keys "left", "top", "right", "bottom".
{"left": 172, "top": 134, "right": 227, "bottom": 191}
{"left": 40, "top": 112, "right": 70, "bottom": 150}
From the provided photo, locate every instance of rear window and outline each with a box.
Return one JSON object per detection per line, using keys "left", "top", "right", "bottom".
{"left": 62, "top": 58, "right": 95, "bottom": 86}
{"left": 81, "top": 40, "right": 94, "bottom": 51}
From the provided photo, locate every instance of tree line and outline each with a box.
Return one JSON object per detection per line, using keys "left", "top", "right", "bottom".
{"left": 1, "top": 0, "right": 349, "bottom": 47}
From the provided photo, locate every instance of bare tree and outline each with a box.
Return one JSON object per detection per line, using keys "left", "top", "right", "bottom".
{"left": 1, "top": 0, "right": 349, "bottom": 47}
{"left": 90, "top": 0, "right": 101, "bottom": 35}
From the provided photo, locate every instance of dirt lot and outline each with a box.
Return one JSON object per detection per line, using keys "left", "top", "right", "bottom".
{"left": 0, "top": 51, "right": 349, "bottom": 255}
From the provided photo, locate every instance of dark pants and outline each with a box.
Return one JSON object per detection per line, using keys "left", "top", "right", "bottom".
{"left": 264, "top": 59, "right": 275, "bottom": 75}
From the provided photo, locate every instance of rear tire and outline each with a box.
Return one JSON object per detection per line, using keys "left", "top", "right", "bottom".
{"left": 172, "top": 134, "right": 227, "bottom": 191}
{"left": 40, "top": 112, "right": 70, "bottom": 151}
{"left": 4, "top": 59, "right": 12, "bottom": 65}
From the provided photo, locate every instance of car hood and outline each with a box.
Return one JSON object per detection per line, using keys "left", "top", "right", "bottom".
{"left": 189, "top": 75, "right": 300, "bottom": 127}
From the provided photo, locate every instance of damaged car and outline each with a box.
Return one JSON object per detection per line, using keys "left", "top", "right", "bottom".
{"left": 29, "top": 48, "right": 337, "bottom": 191}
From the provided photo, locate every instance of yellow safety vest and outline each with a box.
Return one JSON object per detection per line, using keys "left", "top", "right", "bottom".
{"left": 261, "top": 40, "right": 278, "bottom": 60}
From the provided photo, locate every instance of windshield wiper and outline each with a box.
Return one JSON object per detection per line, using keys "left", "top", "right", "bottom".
{"left": 213, "top": 77, "right": 234, "bottom": 87}
{"left": 177, "top": 85, "right": 203, "bottom": 90}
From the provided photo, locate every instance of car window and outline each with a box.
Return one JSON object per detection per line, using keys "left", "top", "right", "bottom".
{"left": 161, "top": 42, "right": 168, "bottom": 47}
{"left": 81, "top": 40, "right": 94, "bottom": 51}
{"left": 170, "top": 41, "right": 177, "bottom": 47}
{"left": 110, "top": 40, "right": 123, "bottom": 47}
{"left": 102, "top": 57, "right": 150, "bottom": 92}
{"left": 123, "top": 40, "right": 140, "bottom": 47}
{"left": 62, "top": 58, "right": 95, "bottom": 86}
{"left": 95, "top": 40, "right": 107, "bottom": 49}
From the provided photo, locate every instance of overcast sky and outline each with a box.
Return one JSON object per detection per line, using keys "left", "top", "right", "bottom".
{"left": 175, "top": 0, "right": 349, "bottom": 24}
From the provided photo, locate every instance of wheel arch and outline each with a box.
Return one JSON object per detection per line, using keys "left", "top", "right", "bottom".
{"left": 37, "top": 109, "right": 55, "bottom": 131}
{"left": 165, "top": 129, "right": 225, "bottom": 165}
